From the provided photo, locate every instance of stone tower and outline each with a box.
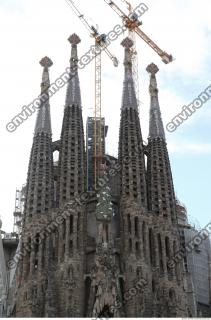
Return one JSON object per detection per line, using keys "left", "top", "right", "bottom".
{"left": 54, "top": 33, "right": 86, "bottom": 317}
{"left": 118, "top": 37, "right": 151, "bottom": 317}
{"left": 15, "top": 34, "right": 86, "bottom": 317}
{"left": 145, "top": 62, "right": 188, "bottom": 316}
{"left": 16, "top": 56, "right": 54, "bottom": 317}
{"left": 116, "top": 38, "right": 188, "bottom": 317}
{"left": 146, "top": 62, "right": 176, "bottom": 221}
{"left": 57, "top": 33, "right": 86, "bottom": 206}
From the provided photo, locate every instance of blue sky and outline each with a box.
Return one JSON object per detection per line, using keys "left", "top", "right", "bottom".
{"left": 0, "top": 0, "right": 210, "bottom": 231}
{"left": 169, "top": 124, "right": 211, "bottom": 228}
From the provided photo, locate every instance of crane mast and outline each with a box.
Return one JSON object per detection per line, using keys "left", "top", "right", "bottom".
{"left": 94, "top": 44, "right": 102, "bottom": 189}
{"left": 66, "top": 0, "right": 118, "bottom": 188}
{"left": 121, "top": 0, "right": 140, "bottom": 109}
{"left": 103, "top": 0, "right": 173, "bottom": 64}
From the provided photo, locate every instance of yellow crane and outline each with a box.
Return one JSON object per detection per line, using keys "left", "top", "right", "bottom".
{"left": 103, "top": 0, "right": 173, "bottom": 64}
{"left": 66, "top": 0, "right": 119, "bottom": 188}
{"left": 121, "top": 0, "right": 140, "bottom": 109}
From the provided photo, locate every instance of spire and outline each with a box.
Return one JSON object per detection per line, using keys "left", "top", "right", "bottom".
{"left": 146, "top": 63, "right": 165, "bottom": 139}
{"left": 65, "top": 33, "right": 82, "bottom": 108}
{"left": 34, "top": 56, "right": 53, "bottom": 135}
{"left": 121, "top": 37, "right": 138, "bottom": 109}
{"left": 146, "top": 65, "right": 176, "bottom": 222}
{"left": 23, "top": 57, "right": 54, "bottom": 218}
{"left": 57, "top": 34, "right": 85, "bottom": 205}
{"left": 118, "top": 37, "right": 147, "bottom": 206}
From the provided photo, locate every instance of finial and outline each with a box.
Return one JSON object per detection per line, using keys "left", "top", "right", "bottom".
{"left": 146, "top": 63, "right": 159, "bottom": 96}
{"left": 39, "top": 56, "right": 53, "bottom": 68}
{"left": 147, "top": 62, "right": 165, "bottom": 139}
{"left": 121, "top": 37, "right": 137, "bottom": 109}
{"left": 146, "top": 63, "right": 159, "bottom": 75}
{"left": 121, "top": 37, "right": 133, "bottom": 49}
{"left": 68, "top": 33, "right": 81, "bottom": 45}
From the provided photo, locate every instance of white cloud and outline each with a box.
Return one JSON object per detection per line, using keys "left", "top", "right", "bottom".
{"left": 168, "top": 141, "right": 211, "bottom": 154}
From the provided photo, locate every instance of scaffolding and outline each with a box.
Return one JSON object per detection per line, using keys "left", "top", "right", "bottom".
{"left": 184, "top": 227, "right": 211, "bottom": 307}
{"left": 13, "top": 185, "right": 25, "bottom": 236}
{"left": 86, "top": 117, "right": 108, "bottom": 190}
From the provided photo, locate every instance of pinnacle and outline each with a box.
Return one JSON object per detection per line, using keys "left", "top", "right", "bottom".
{"left": 146, "top": 63, "right": 159, "bottom": 75}
{"left": 34, "top": 56, "right": 52, "bottom": 135}
{"left": 121, "top": 35, "right": 138, "bottom": 110}
{"left": 147, "top": 62, "right": 165, "bottom": 139}
{"left": 121, "top": 37, "right": 133, "bottom": 49}
{"left": 39, "top": 56, "right": 53, "bottom": 68}
{"left": 68, "top": 33, "right": 81, "bottom": 45}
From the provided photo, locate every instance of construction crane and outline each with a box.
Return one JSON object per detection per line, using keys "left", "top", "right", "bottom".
{"left": 66, "top": 0, "right": 119, "bottom": 189}
{"left": 121, "top": 0, "right": 140, "bottom": 109}
{"left": 103, "top": 0, "right": 173, "bottom": 64}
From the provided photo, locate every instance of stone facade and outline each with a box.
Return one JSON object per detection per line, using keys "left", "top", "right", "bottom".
{"left": 177, "top": 201, "right": 211, "bottom": 317}
{"left": 10, "top": 34, "right": 190, "bottom": 317}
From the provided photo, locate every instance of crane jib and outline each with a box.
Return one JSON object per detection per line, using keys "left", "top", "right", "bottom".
{"left": 103, "top": 0, "right": 174, "bottom": 64}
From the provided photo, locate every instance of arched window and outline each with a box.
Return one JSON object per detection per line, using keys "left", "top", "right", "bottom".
{"left": 34, "top": 234, "right": 39, "bottom": 256}
{"left": 42, "top": 237, "right": 46, "bottom": 267}
{"left": 142, "top": 221, "right": 146, "bottom": 258}
{"left": 62, "top": 220, "right": 66, "bottom": 239}
{"left": 165, "top": 236, "right": 172, "bottom": 278}
{"left": 157, "top": 234, "right": 164, "bottom": 274}
{"left": 25, "top": 237, "right": 31, "bottom": 279}
{"left": 134, "top": 216, "right": 139, "bottom": 237}
{"left": 129, "top": 238, "right": 132, "bottom": 252}
{"left": 135, "top": 241, "right": 140, "bottom": 256}
{"left": 127, "top": 214, "right": 131, "bottom": 234}
{"left": 70, "top": 215, "right": 73, "bottom": 234}
{"left": 173, "top": 240, "right": 180, "bottom": 283}
{"left": 34, "top": 234, "right": 39, "bottom": 270}
{"left": 69, "top": 239, "right": 73, "bottom": 256}
{"left": 165, "top": 236, "right": 170, "bottom": 259}
{"left": 169, "top": 288, "right": 176, "bottom": 300}
{"left": 152, "top": 279, "right": 155, "bottom": 292}
{"left": 149, "top": 228, "right": 156, "bottom": 267}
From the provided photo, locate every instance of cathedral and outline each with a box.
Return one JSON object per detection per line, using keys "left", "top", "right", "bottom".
{"left": 12, "top": 33, "right": 189, "bottom": 317}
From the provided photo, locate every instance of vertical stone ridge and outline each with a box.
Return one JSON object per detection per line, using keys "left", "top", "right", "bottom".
{"left": 146, "top": 63, "right": 165, "bottom": 139}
